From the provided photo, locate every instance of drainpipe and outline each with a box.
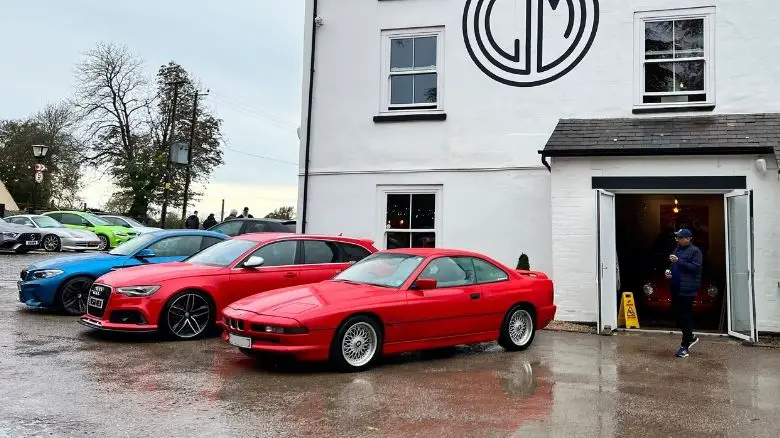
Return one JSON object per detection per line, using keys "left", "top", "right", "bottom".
{"left": 300, "top": 0, "right": 318, "bottom": 234}
{"left": 540, "top": 152, "right": 552, "bottom": 172}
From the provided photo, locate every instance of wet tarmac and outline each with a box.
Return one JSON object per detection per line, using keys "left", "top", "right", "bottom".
{"left": 2, "top": 252, "right": 780, "bottom": 437}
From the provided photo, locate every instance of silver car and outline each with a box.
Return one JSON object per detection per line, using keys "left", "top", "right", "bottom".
{"left": 5, "top": 214, "right": 101, "bottom": 252}
{"left": 0, "top": 217, "right": 41, "bottom": 253}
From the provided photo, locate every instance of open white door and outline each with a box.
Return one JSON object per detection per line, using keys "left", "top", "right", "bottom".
{"left": 596, "top": 190, "right": 617, "bottom": 334}
{"left": 724, "top": 190, "right": 757, "bottom": 342}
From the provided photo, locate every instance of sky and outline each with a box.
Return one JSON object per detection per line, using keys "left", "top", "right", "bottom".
{"left": 0, "top": 0, "right": 304, "bottom": 219}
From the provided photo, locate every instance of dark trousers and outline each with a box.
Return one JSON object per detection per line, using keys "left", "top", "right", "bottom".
{"left": 671, "top": 286, "right": 695, "bottom": 348}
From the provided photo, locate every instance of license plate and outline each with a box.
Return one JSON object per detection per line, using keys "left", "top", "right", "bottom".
{"left": 26, "top": 241, "right": 39, "bottom": 246}
{"left": 88, "top": 297, "right": 104, "bottom": 308}
{"left": 228, "top": 333, "right": 252, "bottom": 348}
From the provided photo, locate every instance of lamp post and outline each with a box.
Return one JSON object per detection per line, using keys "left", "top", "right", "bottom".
{"left": 31, "top": 144, "right": 49, "bottom": 213}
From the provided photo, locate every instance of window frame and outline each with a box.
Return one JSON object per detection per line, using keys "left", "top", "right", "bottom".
{"left": 634, "top": 7, "right": 716, "bottom": 111}
{"left": 379, "top": 26, "right": 445, "bottom": 115}
{"left": 377, "top": 185, "right": 443, "bottom": 250}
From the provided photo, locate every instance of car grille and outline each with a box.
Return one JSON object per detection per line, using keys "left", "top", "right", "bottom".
{"left": 86, "top": 283, "right": 112, "bottom": 318}
{"left": 20, "top": 233, "right": 41, "bottom": 243}
{"left": 224, "top": 317, "right": 246, "bottom": 332}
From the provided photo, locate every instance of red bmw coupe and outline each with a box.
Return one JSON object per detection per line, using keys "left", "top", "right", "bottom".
{"left": 222, "top": 248, "right": 556, "bottom": 372}
{"left": 78, "top": 234, "right": 378, "bottom": 339}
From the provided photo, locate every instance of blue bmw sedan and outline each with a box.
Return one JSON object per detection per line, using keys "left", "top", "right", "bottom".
{"left": 18, "top": 230, "right": 227, "bottom": 315}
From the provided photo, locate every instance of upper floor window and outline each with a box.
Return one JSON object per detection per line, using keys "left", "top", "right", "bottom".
{"left": 635, "top": 8, "right": 715, "bottom": 111}
{"left": 380, "top": 27, "right": 444, "bottom": 114}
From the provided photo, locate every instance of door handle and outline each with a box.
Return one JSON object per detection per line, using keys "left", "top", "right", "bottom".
{"left": 470, "top": 293, "right": 480, "bottom": 300}
{"left": 284, "top": 272, "right": 298, "bottom": 278}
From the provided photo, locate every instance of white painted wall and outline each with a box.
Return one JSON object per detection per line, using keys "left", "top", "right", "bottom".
{"left": 551, "top": 155, "right": 780, "bottom": 332}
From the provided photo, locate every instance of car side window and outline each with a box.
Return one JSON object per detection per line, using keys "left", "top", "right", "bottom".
{"left": 60, "top": 213, "right": 84, "bottom": 226}
{"left": 243, "top": 221, "right": 269, "bottom": 233}
{"left": 211, "top": 220, "right": 243, "bottom": 236}
{"left": 147, "top": 236, "right": 204, "bottom": 257}
{"left": 303, "top": 240, "right": 339, "bottom": 264}
{"left": 8, "top": 217, "right": 33, "bottom": 227}
{"left": 250, "top": 240, "right": 297, "bottom": 267}
{"left": 46, "top": 213, "right": 61, "bottom": 222}
{"left": 338, "top": 243, "right": 372, "bottom": 263}
{"left": 473, "top": 258, "right": 509, "bottom": 283}
{"left": 200, "top": 236, "right": 223, "bottom": 251}
{"left": 418, "top": 257, "right": 476, "bottom": 288}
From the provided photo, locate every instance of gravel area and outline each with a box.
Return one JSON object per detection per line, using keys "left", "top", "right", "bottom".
{"left": 544, "top": 320, "right": 597, "bottom": 334}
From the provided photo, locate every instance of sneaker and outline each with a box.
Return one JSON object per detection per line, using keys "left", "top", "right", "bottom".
{"left": 675, "top": 346, "right": 689, "bottom": 358}
{"left": 688, "top": 336, "right": 700, "bottom": 350}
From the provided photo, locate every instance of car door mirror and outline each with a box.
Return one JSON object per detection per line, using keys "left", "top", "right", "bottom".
{"left": 411, "top": 278, "right": 437, "bottom": 290}
{"left": 136, "top": 248, "right": 156, "bottom": 259}
{"left": 244, "top": 256, "right": 265, "bottom": 268}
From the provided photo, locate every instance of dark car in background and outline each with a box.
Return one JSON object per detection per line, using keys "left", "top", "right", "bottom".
{"left": 0, "top": 217, "right": 41, "bottom": 253}
{"left": 207, "top": 218, "right": 295, "bottom": 236}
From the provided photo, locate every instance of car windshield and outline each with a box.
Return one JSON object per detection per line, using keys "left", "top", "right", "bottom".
{"left": 0, "top": 217, "right": 6, "bottom": 224}
{"left": 81, "top": 212, "right": 112, "bottom": 226}
{"left": 333, "top": 253, "right": 425, "bottom": 288}
{"left": 121, "top": 217, "right": 146, "bottom": 228}
{"left": 32, "top": 216, "right": 62, "bottom": 228}
{"left": 109, "top": 233, "right": 159, "bottom": 256}
{"left": 186, "top": 239, "right": 257, "bottom": 267}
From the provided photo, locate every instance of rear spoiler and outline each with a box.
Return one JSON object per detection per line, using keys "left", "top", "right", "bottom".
{"left": 516, "top": 270, "right": 549, "bottom": 280}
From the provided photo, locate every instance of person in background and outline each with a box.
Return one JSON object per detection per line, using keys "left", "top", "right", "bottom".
{"left": 202, "top": 213, "right": 217, "bottom": 229}
{"left": 240, "top": 207, "right": 253, "bottom": 218}
{"left": 665, "top": 228, "right": 702, "bottom": 358}
{"left": 185, "top": 211, "right": 200, "bottom": 229}
{"left": 224, "top": 209, "right": 238, "bottom": 221}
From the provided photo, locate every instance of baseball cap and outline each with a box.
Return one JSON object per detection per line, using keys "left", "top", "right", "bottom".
{"left": 675, "top": 228, "right": 693, "bottom": 238}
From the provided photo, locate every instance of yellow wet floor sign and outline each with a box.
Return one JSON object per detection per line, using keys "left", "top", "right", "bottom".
{"left": 617, "top": 292, "right": 640, "bottom": 329}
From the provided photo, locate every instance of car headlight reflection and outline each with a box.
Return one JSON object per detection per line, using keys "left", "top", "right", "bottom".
{"left": 642, "top": 283, "right": 655, "bottom": 296}
{"left": 116, "top": 285, "right": 160, "bottom": 297}
{"left": 2, "top": 232, "right": 20, "bottom": 239}
{"left": 707, "top": 286, "right": 719, "bottom": 297}
{"left": 32, "top": 269, "right": 64, "bottom": 279}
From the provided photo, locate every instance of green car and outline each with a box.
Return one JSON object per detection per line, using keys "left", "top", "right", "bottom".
{"left": 43, "top": 211, "right": 139, "bottom": 251}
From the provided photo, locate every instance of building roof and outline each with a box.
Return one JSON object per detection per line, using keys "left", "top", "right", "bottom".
{"left": 540, "top": 113, "right": 780, "bottom": 158}
{"left": 0, "top": 181, "right": 19, "bottom": 212}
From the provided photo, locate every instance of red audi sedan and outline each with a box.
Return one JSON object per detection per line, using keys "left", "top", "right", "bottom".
{"left": 222, "top": 248, "right": 556, "bottom": 372}
{"left": 78, "top": 234, "right": 377, "bottom": 339}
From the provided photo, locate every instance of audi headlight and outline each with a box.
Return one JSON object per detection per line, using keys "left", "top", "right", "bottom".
{"left": 707, "top": 286, "right": 719, "bottom": 297}
{"left": 2, "top": 232, "right": 20, "bottom": 239}
{"left": 32, "top": 269, "right": 64, "bottom": 279}
{"left": 116, "top": 285, "right": 160, "bottom": 297}
{"left": 642, "top": 283, "right": 655, "bottom": 296}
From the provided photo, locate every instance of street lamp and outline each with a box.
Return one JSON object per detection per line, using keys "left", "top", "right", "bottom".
{"left": 30, "top": 144, "right": 49, "bottom": 213}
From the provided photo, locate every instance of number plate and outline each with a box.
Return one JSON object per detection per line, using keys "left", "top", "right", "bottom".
{"left": 88, "top": 297, "right": 104, "bottom": 308}
{"left": 26, "top": 241, "right": 39, "bottom": 246}
{"left": 228, "top": 333, "right": 252, "bottom": 348}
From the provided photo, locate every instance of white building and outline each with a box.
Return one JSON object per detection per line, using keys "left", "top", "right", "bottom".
{"left": 296, "top": 0, "right": 780, "bottom": 339}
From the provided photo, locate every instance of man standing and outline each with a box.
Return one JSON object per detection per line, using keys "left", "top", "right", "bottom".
{"left": 224, "top": 209, "right": 238, "bottom": 221}
{"left": 665, "top": 228, "right": 702, "bottom": 358}
{"left": 240, "top": 207, "right": 253, "bottom": 218}
{"left": 202, "top": 213, "right": 217, "bottom": 229}
{"left": 185, "top": 211, "right": 200, "bottom": 229}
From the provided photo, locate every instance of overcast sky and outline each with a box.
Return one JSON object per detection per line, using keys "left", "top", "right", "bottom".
{"left": 0, "top": 0, "right": 304, "bottom": 218}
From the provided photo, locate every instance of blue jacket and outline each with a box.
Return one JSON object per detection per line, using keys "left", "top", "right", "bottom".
{"left": 671, "top": 244, "right": 703, "bottom": 297}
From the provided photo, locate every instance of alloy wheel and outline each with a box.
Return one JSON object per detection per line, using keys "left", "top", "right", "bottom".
{"left": 508, "top": 309, "right": 533, "bottom": 347}
{"left": 341, "top": 322, "right": 378, "bottom": 367}
{"left": 43, "top": 235, "right": 60, "bottom": 252}
{"left": 60, "top": 278, "right": 91, "bottom": 315}
{"left": 97, "top": 235, "right": 109, "bottom": 251}
{"left": 167, "top": 293, "right": 211, "bottom": 339}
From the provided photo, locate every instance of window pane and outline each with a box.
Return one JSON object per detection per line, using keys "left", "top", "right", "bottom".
{"left": 418, "top": 257, "right": 475, "bottom": 288}
{"left": 674, "top": 19, "right": 704, "bottom": 58}
{"left": 412, "top": 232, "right": 436, "bottom": 248}
{"left": 675, "top": 60, "right": 705, "bottom": 91}
{"left": 201, "top": 236, "right": 224, "bottom": 251}
{"left": 252, "top": 241, "right": 297, "bottom": 266}
{"left": 304, "top": 240, "right": 339, "bottom": 264}
{"left": 645, "top": 62, "right": 674, "bottom": 93}
{"left": 211, "top": 220, "right": 243, "bottom": 236}
{"left": 148, "top": 236, "right": 204, "bottom": 257}
{"left": 390, "top": 38, "right": 413, "bottom": 71}
{"left": 411, "top": 194, "right": 435, "bottom": 229}
{"left": 414, "top": 73, "right": 438, "bottom": 104}
{"left": 386, "top": 232, "right": 411, "bottom": 249}
{"left": 390, "top": 75, "right": 414, "bottom": 105}
{"left": 645, "top": 21, "right": 673, "bottom": 59}
{"left": 339, "top": 243, "right": 372, "bottom": 263}
{"left": 414, "top": 36, "right": 437, "bottom": 69}
{"left": 473, "top": 258, "right": 509, "bottom": 283}
{"left": 386, "top": 194, "right": 410, "bottom": 229}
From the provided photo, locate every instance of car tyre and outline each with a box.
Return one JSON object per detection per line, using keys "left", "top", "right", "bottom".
{"left": 330, "top": 315, "right": 382, "bottom": 372}
{"left": 161, "top": 290, "right": 215, "bottom": 340}
{"left": 42, "top": 234, "right": 61, "bottom": 252}
{"left": 96, "top": 235, "right": 110, "bottom": 251}
{"left": 57, "top": 276, "right": 92, "bottom": 315}
{"left": 498, "top": 305, "right": 536, "bottom": 351}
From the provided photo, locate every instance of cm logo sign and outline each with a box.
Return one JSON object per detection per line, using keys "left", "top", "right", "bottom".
{"left": 463, "top": 0, "right": 599, "bottom": 87}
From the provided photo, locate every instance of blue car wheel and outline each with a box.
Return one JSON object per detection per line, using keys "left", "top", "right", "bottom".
{"left": 58, "top": 276, "right": 92, "bottom": 315}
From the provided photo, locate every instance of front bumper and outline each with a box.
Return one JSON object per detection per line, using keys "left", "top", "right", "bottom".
{"left": 81, "top": 284, "right": 165, "bottom": 332}
{"left": 642, "top": 297, "right": 715, "bottom": 313}
{"left": 61, "top": 237, "right": 101, "bottom": 251}
{"left": 110, "top": 234, "right": 135, "bottom": 247}
{"left": 79, "top": 315, "right": 158, "bottom": 332}
{"left": 17, "top": 277, "right": 60, "bottom": 308}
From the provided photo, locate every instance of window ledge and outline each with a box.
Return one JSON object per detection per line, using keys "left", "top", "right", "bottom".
{"left": 632, "top": 104, "right": 715, "bottom": 115}
{"left": 373, "top": 112, "right": 447, "bottom": 123}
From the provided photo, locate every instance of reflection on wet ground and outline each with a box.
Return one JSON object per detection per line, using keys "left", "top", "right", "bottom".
{"left": 2, "top": 253, "right": 780, "bottom": 437}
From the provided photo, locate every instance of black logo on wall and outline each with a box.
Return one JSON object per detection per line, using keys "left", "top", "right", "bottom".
{"left": 463, "top": 0, "right": 600, "bottom": 87}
